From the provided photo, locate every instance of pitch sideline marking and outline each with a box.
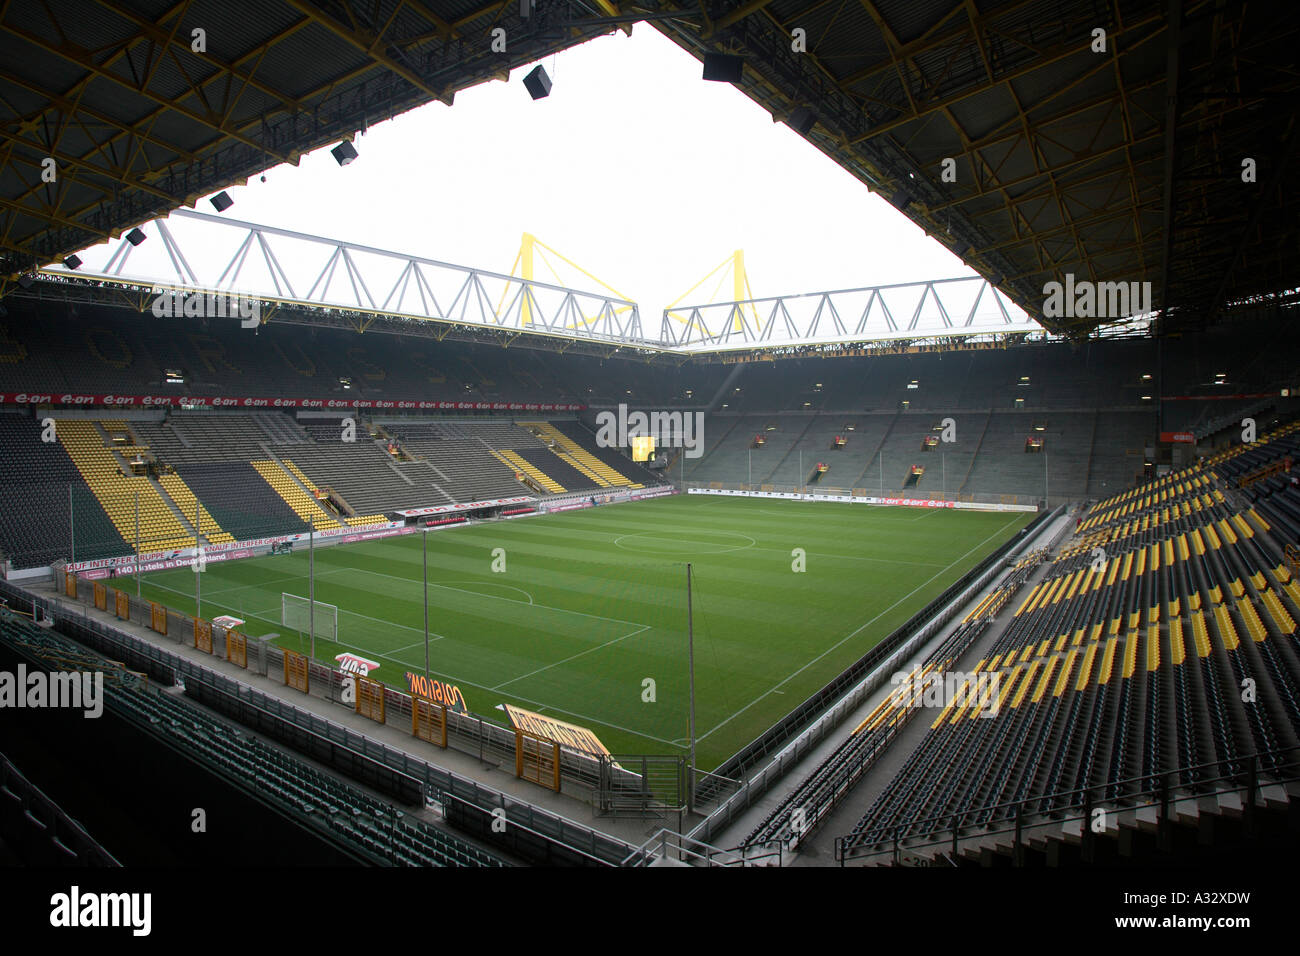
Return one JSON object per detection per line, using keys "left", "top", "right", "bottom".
{"left": 489, "top": 624, "right": 651, "bottom": 692}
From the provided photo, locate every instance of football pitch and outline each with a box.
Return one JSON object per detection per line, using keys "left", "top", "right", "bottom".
{"left": 136, "top": 495, "right": 1032, "bottom": 768}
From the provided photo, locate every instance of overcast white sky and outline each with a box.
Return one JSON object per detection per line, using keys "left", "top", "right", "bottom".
{"left": 78, "top": 24, "right": 1031, "bottom": 331}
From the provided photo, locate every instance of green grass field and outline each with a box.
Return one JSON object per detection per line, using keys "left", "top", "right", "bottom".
{"left": 137, "top": 495, "right": 1031, "bottom": 768}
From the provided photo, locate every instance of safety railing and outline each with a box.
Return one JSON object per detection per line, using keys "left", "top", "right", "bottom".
{"left": 621, "top": 828, "right": 782, "bottom": 867}
{"left": 834, "top": 745, "right": 1300, "bottom": 866}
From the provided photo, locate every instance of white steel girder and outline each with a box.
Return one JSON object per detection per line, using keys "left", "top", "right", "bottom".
{"left": 38, "top": 210, "right": 1049, "bottom": 353}
{"left": 660, "top": 276, "right": 1041, "bottom": 350}
{"left": 40, "top": 209, "right": 650, "bottom": 346}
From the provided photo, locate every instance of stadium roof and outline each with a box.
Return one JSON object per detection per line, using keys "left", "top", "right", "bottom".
{"left": 3, "top": 0, "right": 1298, "bottom": 339}
{"left": 0, "top": 0, "right": 627, "bottom": 278}
{"left": 649, "top": 0, "right": 1300, "bottom": 335}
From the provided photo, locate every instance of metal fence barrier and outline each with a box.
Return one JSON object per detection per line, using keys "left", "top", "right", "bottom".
{"left": 834, "top": 747, "right": 1300, "bottom": 866}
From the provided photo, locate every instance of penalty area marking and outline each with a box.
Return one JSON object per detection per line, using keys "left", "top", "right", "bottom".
{"left": 144, "top": 579, "right": 677, "bottom": 748}
{"left": 428, "top": 580, "right": 535, "bottom": 604}
{"left": 144, "top": 579, "right": 454, "bottom": 645}
{"left": 489, "top": 623, "right": 651, "bottom": 692}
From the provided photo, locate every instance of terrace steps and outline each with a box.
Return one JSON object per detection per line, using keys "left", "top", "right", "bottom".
{"left": 852, "top": 410, "right": 901, "bottom": 489}
{"left": 494, "top": 449, "right": 564, "bottom": 493}
{"left": 521, "top": 422, "right": 641, "bottom": 488}
{"left": 760, "top": 415, "right": 818, "bottom": 484}
{"left": 250, "top": 459, "right": 341, "bottom": 530}
{"left": 156, "top": 472, "right": 235, "bottom": 544}
{"left": 57, "top": 419, "right": 199, "bottom": 553}
{"left": 957, "top": 410, "right": 992, "bottom": 494}
{"left": 686, "top": 414, "right": 742, "bottom": 480}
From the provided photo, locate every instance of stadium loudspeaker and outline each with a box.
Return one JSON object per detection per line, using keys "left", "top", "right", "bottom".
{"left": 17, "top": 273, "right": 34, "bottom": 289}
{"left": 891, "top": 192, "right": 913, "bottom": 211}
{"left": 210, "top": 190, "right": 234, "bottom": 212}
{"left": 702, "top": 53, "right": 745, "bottom": 83}
{"left": 951, "top": 243, "right": 969, "bottom": 259}
{"left": 523, "top": 65, "right": 552, "bottom": 100}
{"left": 787, "top": 107, "right": 816, "bottom": 135}
{"left": 126, "top": 227, "right": 146, "bottom": 246}
{"left": 63, "top": 255, "right": 82, "bottom": 270}
{"left": 331, "top": 140, "right": 359, "bottom": 166}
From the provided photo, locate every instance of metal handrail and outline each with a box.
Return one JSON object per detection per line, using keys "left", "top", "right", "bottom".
{"left": 836, "top": 744, "right": 1300, "bottom": 864}
{"left": 621, "top": 827, "right": 782, "bottom": 867}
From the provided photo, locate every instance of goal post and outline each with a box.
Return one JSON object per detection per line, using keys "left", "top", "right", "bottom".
{"left": 282, "top": 592, "right": 339, "bottom": 642}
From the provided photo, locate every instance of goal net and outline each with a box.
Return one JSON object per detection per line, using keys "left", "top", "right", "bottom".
{"left": 282, "top": 593, "right": 339, "bottom": 641}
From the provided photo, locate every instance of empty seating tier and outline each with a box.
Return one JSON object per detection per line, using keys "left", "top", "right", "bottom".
{"left": 513, "top": 448, "right": 601, "bottom": 493}
{"left": 0, "top": 611, "right": 506, "bottom": 867}
{"left": 839, "top": 464, "right": 1300, "bottom": 859}
{"left": 57, "top": 420, "right": 198, "bottom": 553}
{"left": 250, "top": 460, "right": 341, "bottom": 530}
{"left": 175, "top": 462, "right": 309, "bottom": 539}
{"left": 494, "top": 449, "right": 565, "bottom": 493}
{"left": 284, "top": 439, "right": 453, "bottom": 515}
{"left": 520, "top": 421, "right": 643, "bottom": 488}
{"left": 157, "top": 473, "right": 235, "bottom": 544}
{"left": 0, "top": 413, "right": 126, "bottom": 568}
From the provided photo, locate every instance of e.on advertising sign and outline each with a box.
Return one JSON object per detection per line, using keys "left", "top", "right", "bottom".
{"left": 0, "top": 392, "right": 587, "bottom": 411}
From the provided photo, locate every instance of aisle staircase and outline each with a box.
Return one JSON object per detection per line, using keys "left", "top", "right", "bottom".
{"left": 494, "top": 449, "right": 564, "bottom": 493}
{"left": 277, "top": 459, "right": 386, "bottom": 526}
{"left": 57, "top": 420, "right": 203, "bottom": 553}
{"left": 250, "top": 460, "right": 341, "bottom": 530}
{"left": 157, "top": 473, "right": 235, "bottom": 544}
{"left": 520, "top": 422, "right": 641, "bottom": 488}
